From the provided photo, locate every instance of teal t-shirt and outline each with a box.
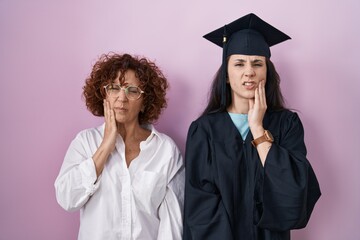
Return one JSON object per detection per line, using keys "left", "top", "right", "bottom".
{"left": 228, "top": 112, "right": 249, "bottom": 141}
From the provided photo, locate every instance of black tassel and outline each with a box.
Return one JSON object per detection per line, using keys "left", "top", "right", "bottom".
{"left": 221, "top": 25, "right": 228, "bottom": 109}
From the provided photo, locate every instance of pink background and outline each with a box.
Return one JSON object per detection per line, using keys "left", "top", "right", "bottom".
{"left": 1, "top": 0, "right": 359, "bottom": 239}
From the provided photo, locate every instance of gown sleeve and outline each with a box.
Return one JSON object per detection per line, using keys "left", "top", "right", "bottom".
{"left": 183, "top": 121, "right": 233, "bottom": 240}
{"left": 157, "top": 145, "right": 185, "bottom": 240}
{"left": 255, "top": 112, "right": 321, "bottom": 231}
{"left": 54, "top": 133, "right": 101, "bottom": 211}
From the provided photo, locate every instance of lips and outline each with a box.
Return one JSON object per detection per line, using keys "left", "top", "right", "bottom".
{"left": 113, "top": 106, "right": 127, "bottom": 112}
{"left": 242, "top": 81, "right": 256, "bottom": 90}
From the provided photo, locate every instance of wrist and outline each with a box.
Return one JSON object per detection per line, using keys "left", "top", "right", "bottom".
{"left": 251, "top": 130, "right": 274, "bottom": 148}
{"left": 98, "top": 142, "right": 114, "bottom": 155}
{"left": 250, "top": 126, "right": 264, "bottom": 138}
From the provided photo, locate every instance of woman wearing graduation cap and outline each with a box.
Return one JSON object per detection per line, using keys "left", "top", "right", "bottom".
{"left": 183, "top": 13, "right": 321, "bottom": 240}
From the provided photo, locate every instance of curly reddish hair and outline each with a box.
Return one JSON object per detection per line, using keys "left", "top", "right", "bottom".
{"left": 83, "top": 53, "right": 169, "bottom": 125}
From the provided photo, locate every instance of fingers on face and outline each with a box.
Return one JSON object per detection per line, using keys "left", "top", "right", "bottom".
{"left": 258, "top": 80, "right": 266, "bottom": 106}
{"left": 104, "top": 100, "right": 112, "bottom": 120}
{"left": 254, "top": 88, "right": 258, "bottom": 100}
{"left": 106, "top": 100, "right": 116, "bottom": 124}
{"left": 249, "top": 98, "right": 254, "bottom": 109}
{"left": 103, "top": 100, "right": 108, "bottom": 118}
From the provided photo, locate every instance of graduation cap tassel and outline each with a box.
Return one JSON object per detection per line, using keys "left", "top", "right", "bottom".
{"left": 221, "top": 25, "right": 228, "bottom": 109}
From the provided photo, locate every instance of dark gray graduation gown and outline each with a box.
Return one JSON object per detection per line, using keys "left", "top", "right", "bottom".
{"left": 183, "top": 110, "right": 321, "bottom": 240}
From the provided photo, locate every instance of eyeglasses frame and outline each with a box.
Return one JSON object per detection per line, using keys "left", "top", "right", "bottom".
{"left": 103, "top": 84, "right": 144, "bottom": 100}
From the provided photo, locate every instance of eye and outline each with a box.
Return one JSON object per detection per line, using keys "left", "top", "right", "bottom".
{"left": 107, "top": 84, "right": 121, "bottom": 92}
{"left": 127, "top": 86, "right": 140, "bottom": 94}
{"left": 252, "top": 60, "right": 264, "bottom": 67}
{"left": 234, "top": 63, "right": 244, "bottom": 67}
{"left": 113, "top": 84, "right": 121, "bottom": 90}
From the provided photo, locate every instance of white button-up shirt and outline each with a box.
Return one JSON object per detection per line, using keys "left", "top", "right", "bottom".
{"left": 55, "top": 124, "right": 184, "bottom": 240}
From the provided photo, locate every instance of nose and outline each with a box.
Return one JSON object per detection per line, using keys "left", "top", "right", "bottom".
{"left": 116, "top": 88, "right": 128, "bottom": 101}
{"left": 244, "top": 66, "right": 255, "bottom": 77}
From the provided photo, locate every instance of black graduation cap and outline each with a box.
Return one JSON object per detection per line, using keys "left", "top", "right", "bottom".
{"left": 203, "top": 13, "right": 291, "bottom": 108}
{"left": 203, "top": 13, "right": 291, "bottom": 58}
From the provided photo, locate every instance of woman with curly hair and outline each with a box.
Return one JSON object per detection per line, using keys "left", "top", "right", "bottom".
{"left": 55, "top": 53, "right": 184, "bottom": 240}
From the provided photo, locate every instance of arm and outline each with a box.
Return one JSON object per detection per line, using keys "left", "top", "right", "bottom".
{"left": 248, "top": 80, "right": 272, "bottom": 166}
{"left": 157, "top": 160, "right": 185, "bottom": 240}
{"left": 183, "top": 122, "right": 233, "bottom": 240}
{"left": 54, "top": 100, "right": 117, "bottom": 211}
{"left": 92, "top": 100, "right": 117, "bottom": 177}
{"left": 54, "top": 135, "right": 101, "bottom": 211}
{"left": 255, "top": 112, "right": 321, "bottom": 231}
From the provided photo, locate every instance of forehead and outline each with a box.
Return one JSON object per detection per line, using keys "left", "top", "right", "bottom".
{"left": 113, "top": 69, "right": 140, "bottom": 85}
{"left": 229, "top": 54, "right": 266, "bottom": 61}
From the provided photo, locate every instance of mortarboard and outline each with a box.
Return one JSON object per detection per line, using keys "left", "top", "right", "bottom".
{"left": 203, "top": 13, "right": 291, "bottom": 108}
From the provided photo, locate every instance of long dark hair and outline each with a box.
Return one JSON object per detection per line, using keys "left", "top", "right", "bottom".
{"left": 201, "top": 58, "right": 286, "bottom": 116}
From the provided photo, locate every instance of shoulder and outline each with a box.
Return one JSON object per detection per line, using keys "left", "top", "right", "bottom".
{"left": 64, "top": 125, "right": 104, "bottom": 155}
{"left": 73, "top": 124, "right": 104, "bottom": 142}
{"left": 150, "top": 126, "right": 184, "bottom": 171}
{"left": 157, "top": 132, "right": 178, "bottom": 148}
{"left": 266, "top": 109, "right": 305, "bottom": 136}
{"left": 151, "top": 125, "right": 180, "bottom": 152}
{"left": 187, "top": 111, "right": 230, "bottom": 140}
{"left": 190, "top": 111, "right": 226, "bottom": 129}
{"left": 267, "top": 109, "right": 302, "bottom": 123}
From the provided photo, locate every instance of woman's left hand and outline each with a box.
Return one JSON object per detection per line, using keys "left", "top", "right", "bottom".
{"left": 248, "top": 80, "right": 267, "bottom": 135}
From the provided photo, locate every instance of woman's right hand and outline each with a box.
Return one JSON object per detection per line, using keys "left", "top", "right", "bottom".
{"left": 92, "top": 100, "right": 118, "bottom": 177}
{"left": 102, "top": 99, "right": 117, "bottom": 153}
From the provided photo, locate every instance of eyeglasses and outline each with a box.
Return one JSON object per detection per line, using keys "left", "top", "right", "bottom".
{"left": 103, "top": 84, "right": 144, "bottom": 100}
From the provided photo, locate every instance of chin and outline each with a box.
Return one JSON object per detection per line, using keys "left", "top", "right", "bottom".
{"left": 115, "top": 117, "right": 126, "bottom": 123}
{"left": 241, "top": 94, "right": 255, "bottom": 99}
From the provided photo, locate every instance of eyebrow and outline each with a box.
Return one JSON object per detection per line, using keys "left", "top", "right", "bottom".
{"left": 234, "top": 58, "right": 264, "bottom": 63}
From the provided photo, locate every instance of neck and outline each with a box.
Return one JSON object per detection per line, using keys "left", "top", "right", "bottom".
{"left": 227, "top": 97, "right": 250, "bottom": 114}
{"left": 117, "top": 122, "right": 143, "bottom": 141}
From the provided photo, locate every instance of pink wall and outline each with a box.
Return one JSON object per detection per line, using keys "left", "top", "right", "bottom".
{"left": 1, "top": 1, "right": 359, "bottom": 239}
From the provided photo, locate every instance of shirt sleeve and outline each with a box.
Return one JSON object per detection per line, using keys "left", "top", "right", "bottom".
{"left": 254, "top": 112, "right": 321, "bottom": 231}
{"left": 183, "top": 122, "right": 233, "bottom": 240}
{"left": 54, "top": 133, "right": 101, "bottom": 211}
{"left": 157, "top": 145, "right": 185, "bottom": 240}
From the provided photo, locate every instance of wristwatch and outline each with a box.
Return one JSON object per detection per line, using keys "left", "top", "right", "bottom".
{"left": 251, "top": 130, "right": 274, "bottom": 148}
